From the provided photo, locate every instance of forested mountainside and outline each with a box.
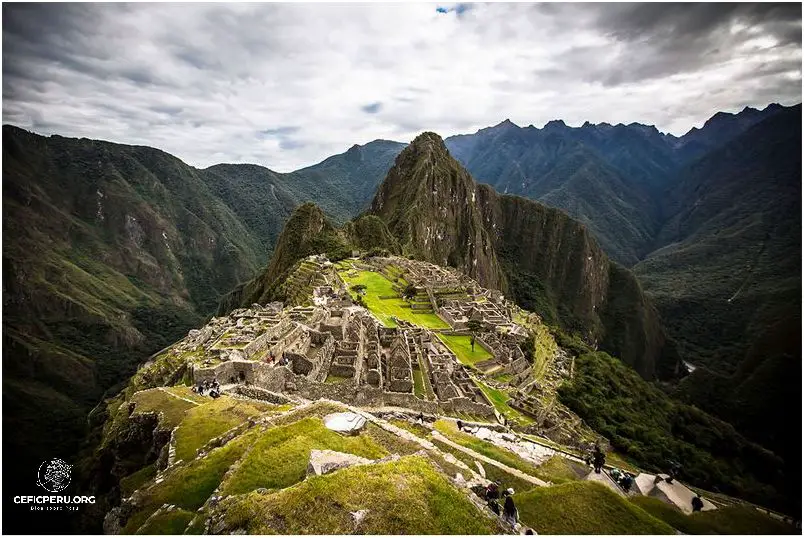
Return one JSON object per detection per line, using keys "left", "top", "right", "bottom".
{"left": 634, "top": 105, "right": 802, "bottom": 474}
{"left": 443, "top": 104, "right": 787, "bottom": 266}
{"left": 1, "top": 125, "right": 396, "bottom": 517}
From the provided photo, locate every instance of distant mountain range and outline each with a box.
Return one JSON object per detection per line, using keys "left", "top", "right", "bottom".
{"left": 2, "top": 103, "right": 799, "bottom": 518}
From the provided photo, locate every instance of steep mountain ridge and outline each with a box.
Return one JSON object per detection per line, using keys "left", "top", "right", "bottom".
{"left": 443, "top": 104, "right": 791, "bottom": 266}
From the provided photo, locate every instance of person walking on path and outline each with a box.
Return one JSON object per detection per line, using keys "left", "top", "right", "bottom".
{"left": 503, "top": 489, "right": 518, "bottom": 526}
{"left": 691, "top": 494, "right": 704, "bottom": 513}
{"left": 593, "top": 445, "right": 606, "bottom": 474}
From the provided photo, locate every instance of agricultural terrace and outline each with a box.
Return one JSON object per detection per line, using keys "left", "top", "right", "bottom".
{"left": 336, "top": 262, "right": 449, "bottom": 329}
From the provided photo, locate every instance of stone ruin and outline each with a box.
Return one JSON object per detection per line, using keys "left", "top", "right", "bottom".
{"left": 170, "top": 255, "right": 568, "bottom": 422}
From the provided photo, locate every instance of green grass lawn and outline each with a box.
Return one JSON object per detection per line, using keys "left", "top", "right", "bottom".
{"left": 492, "top": 372, "right": 514, "bottom": 384}
{"left": 220, "top": 456, "right": 501, "bottom": 534}
{"left": 472, "top": 379, "right": 534, "bottom": 426}
{"left": 173, "top": 396, "right": 279, "bottom": 462}
{"left": 130, "top": 388, "right": 197, "bottom": 429}
{"left": 436, "top": 334, "right": 493, "bottom": 367}
{"left": 338, "top": 269, "right": 449, "bottom": 329}
{"left": 515, "top": 481, "right": 675, "bottom": 535}
{"left": 220, "top": 417, "right": 388, "bottom": 496}
{"left": 412, "top": 368, "right": 425, "bottom": 398}
{"left": 165, "top": 385, "right": 208, "bottom": 404}
{"left": 630, "top": 497, "right": 797, "bottom": 535}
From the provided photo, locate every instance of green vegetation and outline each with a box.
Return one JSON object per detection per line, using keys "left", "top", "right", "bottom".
{"left": 389, "top": 419, "right": 432, "bottom": 439}
{"left": 472, "top": 379, "right": 533, "bottom": 426}
{"left": 221, "top": 456, "right": 500, "bottom": 534}
{"left": 412, "top": 368, "right": 425, "bottom": 398}
{"left": 174, "top": 396, "right": 277, "bottom": 462}
{"left": 631, "top": 497, "right": 796, "bottom": 535}
{"left": 558, "top": 351, "right": 787, "bottom": 512}
{"left": 135, "top": 509, "right": 194, "bottom": 535}
{"left": 324, "top": 373, "right": 352, "bottom": 384}
{"left": 130, "top": 388, "right": 197, "bottom": 429}
{"left": 121, "top": 427, "right": 263, "bottom": 533}
{"left": 164, "top": 385, "right": 208, "bottom": 404}
{"left": 338, "top": 268, "right": 448, "bottom": 328}
{"left": 220, "top": 417, "right": 388, "bottom": 495}
{"left": 119, "top": 464, "right": 156, "bottom": 498}
{"left": 514, "top": 481, "right": 675, "bottom": 534}
{"left": 492, "top": 372, "right": 513, "bottom": 384}
{"left": 436, "top": 333, "right": 492, "bottom": 367}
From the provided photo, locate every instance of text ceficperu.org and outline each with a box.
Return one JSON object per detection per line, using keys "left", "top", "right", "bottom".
{"left": 14, "top": 496, "right": 95, "bottom": 504}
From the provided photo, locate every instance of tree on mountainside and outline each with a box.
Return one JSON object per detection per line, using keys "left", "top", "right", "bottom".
{"left": 467, "top": 319, "right": 483, "bottom": 351}
{"left": 351, "top": 284, "right": 367, "bottom": 296}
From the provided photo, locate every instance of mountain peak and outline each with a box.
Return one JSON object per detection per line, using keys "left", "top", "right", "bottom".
{"left": 495, "top": 118, "right": 519, "bottom": 129}
{"left": 407, "top": 131, "right": 450, "bottom": 158}
{"left": 544, "top": 119, "right": 567, "bottom": 129}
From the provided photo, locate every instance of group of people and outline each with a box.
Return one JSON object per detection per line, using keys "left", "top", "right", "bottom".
{"left": 609, "top": 467, "right": 634, "bottom": 491}
{"left": 192, "top": 379, "right": 221, "bottom": 398}
{"left": 483, "top": 481, "right": 519, "bottom": 527}
{"left": 265, "top": 353, "right": 289, "bottom": 367}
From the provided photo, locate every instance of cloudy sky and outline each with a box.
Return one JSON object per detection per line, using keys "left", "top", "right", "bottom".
{"left": 3, "top": 2, "right": 801, "bottom": 171}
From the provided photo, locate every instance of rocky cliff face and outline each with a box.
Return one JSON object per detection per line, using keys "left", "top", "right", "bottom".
{"left": 370, "top": 132, "right": 675, "bottom": 378}
{"left": 370, "top": 132, "right": 507, "bottom": 291}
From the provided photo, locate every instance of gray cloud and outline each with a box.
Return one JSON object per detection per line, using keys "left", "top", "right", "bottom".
{"left": 2, "top": 3, "right": 801, "bottom": 171}
{"left": 361, "top": 102, "right": 383, "bottom": 114}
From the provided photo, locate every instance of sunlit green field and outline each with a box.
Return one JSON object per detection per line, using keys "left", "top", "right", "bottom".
{"left": 436, "top": 333, "right": 492, "bottom": 367}
{"left": 472, "top": 378, "right": 534, "bottom": 425}
{"left": 338, "top": 267, "right": 449, "bottom": 329}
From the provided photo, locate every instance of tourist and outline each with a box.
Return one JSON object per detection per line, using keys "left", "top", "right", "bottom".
{"left": 593, "top": 445, "right": 606, "bottom": 474}
{"left": 620, "top": 473, "right": 633, "bottom": 492}
{"left": 503, "top": 489, "right": 518, "bottom": 526}
{"left": 457, "top": 419, "right": 464, "bottom": 431}
{"left": 488, "top": 497, "right": 501, "bottom": 515}
{"left": 417, "top": 411, "right": 424, "bottom": 424}
{"left": 485, "top": 481, "right": 500, "bottom": 501}
{"left": 691, "top": 494, "right": 704, "bottom": 513}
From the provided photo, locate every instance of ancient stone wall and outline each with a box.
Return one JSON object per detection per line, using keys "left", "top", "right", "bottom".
{"left": 230, "top": 385, "right": 291, "bottom": 404}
